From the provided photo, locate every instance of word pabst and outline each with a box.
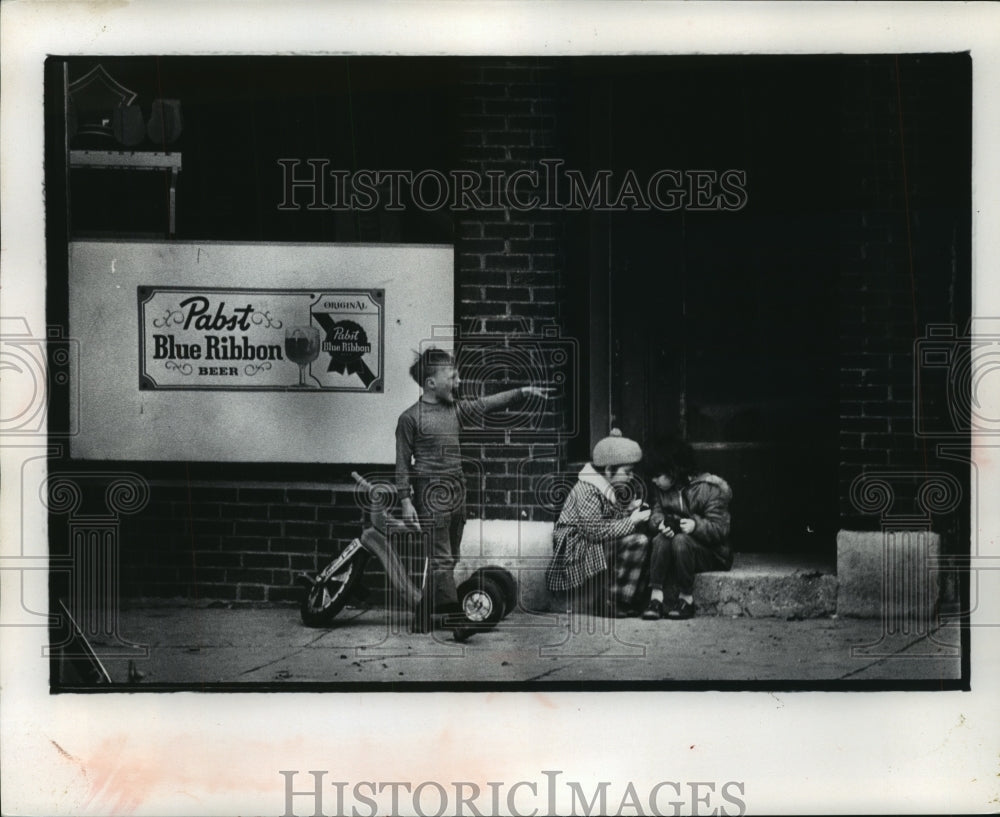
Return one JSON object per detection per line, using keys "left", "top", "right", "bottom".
{"left": 278, "top": 159, "right": 748, "bottom": 212}
{"left": 153, "top": 297, "right": 282, "bottom": 363}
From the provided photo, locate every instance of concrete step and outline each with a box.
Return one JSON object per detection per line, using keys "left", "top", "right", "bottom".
{"left": 692, "top": 553, "right": 836, "bottom": 619}
{"left": 456, "top": 521, "right": 838, "bottom": 618}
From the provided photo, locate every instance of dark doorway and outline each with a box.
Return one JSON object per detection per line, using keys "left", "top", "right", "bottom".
{"left": 571, "top": 58, "right": 841, "bottom": 556}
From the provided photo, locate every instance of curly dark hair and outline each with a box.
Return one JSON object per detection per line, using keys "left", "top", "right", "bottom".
{"left": 408, "top": 347, "right": 455, "bottom": 385}
{"left": 646, "top": 435, "right": 696, "bottom": 483}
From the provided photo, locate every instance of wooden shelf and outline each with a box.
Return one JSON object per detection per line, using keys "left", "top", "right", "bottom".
{"left": 70, "top": 149, "right": 182, "bottom": 170}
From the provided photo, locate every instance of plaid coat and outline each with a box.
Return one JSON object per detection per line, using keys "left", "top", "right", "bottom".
{"left": 545, "top": 464, "right": 648, "bottom": 603}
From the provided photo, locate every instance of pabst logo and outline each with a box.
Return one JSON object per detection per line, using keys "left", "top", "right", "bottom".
{"left": 314, "top": 315, "right": 375, "bottom": 386}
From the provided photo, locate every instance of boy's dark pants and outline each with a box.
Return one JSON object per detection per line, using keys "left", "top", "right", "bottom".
{"left": 648, "top": 532, "right": 730, "bottom": 595}
{"left": 426, "top": 508, "right": 466, "bottom": 611}
{"left": 412, "top": 477, "right": 466, "bottom": 618}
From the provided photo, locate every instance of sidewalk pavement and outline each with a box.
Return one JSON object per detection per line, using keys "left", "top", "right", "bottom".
{"left": 84, "top": 603, "right": 964, "bottom": 688}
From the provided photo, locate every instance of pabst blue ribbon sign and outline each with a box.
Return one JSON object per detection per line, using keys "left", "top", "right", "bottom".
{"left": 138, "top": 287, "right": 384, "bottom": 391}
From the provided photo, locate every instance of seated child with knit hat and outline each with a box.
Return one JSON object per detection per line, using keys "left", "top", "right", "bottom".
{"left": 545, "top": 429, "right": 652, "bottom": 617}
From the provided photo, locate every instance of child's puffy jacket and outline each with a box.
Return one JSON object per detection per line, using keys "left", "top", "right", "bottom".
{"left": 651, "top": 473, "right": 733, "bottom": 564}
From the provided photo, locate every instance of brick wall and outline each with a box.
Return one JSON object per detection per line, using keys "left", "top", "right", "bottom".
{"left": 113, "top": 481, "right": 365, "bottom": 603}
{"left": 837, "top": 55, "right": 970, "bottom": 536}
{"left": 454, "top": 59, "right": 570, "bottom": 521}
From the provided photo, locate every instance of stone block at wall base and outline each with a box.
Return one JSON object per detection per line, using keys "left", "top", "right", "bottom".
{"left": 836, "top": 530, "right": 941, "bottom": 622}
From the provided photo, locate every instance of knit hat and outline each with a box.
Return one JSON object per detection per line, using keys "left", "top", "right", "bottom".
{"left": 592, "top": 428, "right": 642, "bottom": 468}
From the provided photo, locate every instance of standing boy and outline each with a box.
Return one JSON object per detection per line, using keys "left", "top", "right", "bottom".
{"left": 545, "top": 429, "right": 652, "bottom": 617}
{"left": 395, "top": 347, "right": 551, "bottom": 633}
{"left": 642, "top": 437, "right": 733, "bottom": 621}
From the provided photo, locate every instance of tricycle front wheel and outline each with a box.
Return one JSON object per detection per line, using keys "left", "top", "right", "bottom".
{"left": 301, "top": 546, "right": 365, "bottom": 627}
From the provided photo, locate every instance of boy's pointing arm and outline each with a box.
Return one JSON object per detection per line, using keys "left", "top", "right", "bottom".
{"left": 474, "top": 385, "right": 556, "bottom": 413}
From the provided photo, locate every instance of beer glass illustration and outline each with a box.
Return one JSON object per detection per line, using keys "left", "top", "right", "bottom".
{"left": 285, "top": 325, "right": 320, "bottom": 388}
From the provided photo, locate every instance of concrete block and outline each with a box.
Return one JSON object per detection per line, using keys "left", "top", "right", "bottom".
{"left": 693, "top": 553, "right": 837, "bottom": 619}
{"left": 836, "top": 530, "right": 941, "bottom": 622}
{"left": 694, "top": 572, "right": 837, "bottom": 619}
{"left": 456, "top": 520, "right": 557, "bottom": 612}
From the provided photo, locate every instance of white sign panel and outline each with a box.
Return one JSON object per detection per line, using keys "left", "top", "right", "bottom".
{"left": 69, "top": 240, "right": 452, "bottom": 462}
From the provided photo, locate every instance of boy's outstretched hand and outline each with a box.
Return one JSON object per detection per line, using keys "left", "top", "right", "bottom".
{"left": 520, "top": 386, "right": 557, "bottom": 398}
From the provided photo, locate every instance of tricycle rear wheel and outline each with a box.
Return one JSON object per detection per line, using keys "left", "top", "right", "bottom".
{"left": 457, "top": 573, "right": 506, "bottom": 626}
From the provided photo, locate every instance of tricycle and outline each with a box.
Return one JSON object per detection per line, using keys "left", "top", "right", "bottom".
{"left": 298, "top": 472, "right": 516, "bottom": 640}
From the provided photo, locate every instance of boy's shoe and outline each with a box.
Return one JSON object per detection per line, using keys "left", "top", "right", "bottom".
{"left": 641, "top": 599, "right": 664, "bottom": 621}
{"left": 451, "top": 622, "right": 491, "bottom": 642}
{"left": 411, "top": 600, "right": 464, "bottom": 634}
{"left": 410, "top": 602, "right": 432, "bottom": 633}
{"left": 666, "top": 599, "right": 696, "bottom": 620}
{"left": 347, "top": 578, "right": 373, "bottom": 608}
{"left": 444, "top": 615, "right": 493, "bottom": 643}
